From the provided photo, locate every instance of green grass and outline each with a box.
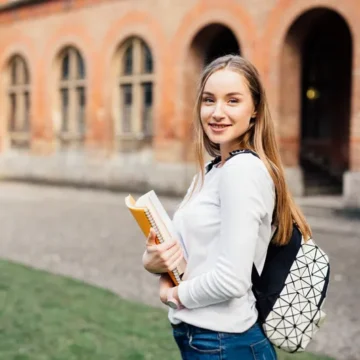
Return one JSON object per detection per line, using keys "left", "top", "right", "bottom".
{"left": 0, "top": 260, "right": 333, "bottom": 360}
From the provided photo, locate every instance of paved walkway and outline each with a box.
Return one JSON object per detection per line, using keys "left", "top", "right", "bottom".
{"left": 0, "top": 182, "right": 359, "bottom": 360}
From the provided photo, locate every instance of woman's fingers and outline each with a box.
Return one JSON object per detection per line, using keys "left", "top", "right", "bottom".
{"left": 156, "top": 238, "right": 178, "bottom": 252}
{"left": 162, "top": 244, "right": 183, "bottom": 270}
{"left": 147, "top": 241, "right": 181, "bottom": 264}
{"left": 160, "top": 241, "right": 181, "bottom": 260}
{"left": 146, "top": 237, "right": 178, "bottom": 255}
{"left": 144, "top": 232, "right": 184, "bottom": 272}
{"left": 166, "top": 248, "right": 184, "bottom": 271}
{"left": 146, "top": 228, "right": 157, "bottom": 246}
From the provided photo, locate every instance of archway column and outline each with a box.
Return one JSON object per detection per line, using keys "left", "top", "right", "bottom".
{"left": 152, "top": 51, "right": 186, "bottom": 163}
{"left": 276, "top": 28, "right": 305, "bottom": 197}
{"left": 344, "top": 50, "right": 360, "bottom": 207}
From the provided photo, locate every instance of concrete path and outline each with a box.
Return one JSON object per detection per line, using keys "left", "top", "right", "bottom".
{"left": 0, "top": 181, "right": 359, "bottom": 360}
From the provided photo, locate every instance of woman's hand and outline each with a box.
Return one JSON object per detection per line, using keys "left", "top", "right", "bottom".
{"left": 159, "top": 273, "right": 175, "bottom": 303}
{"left": 159, "top": 274, "right": 183, "bottom": 308}
{"left": 142, "top": 228, "right": 184, "bottom": 274}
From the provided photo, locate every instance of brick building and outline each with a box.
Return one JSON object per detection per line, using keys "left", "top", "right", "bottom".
{"left": 0, "top": 0, "right": 359, "bottom": 206}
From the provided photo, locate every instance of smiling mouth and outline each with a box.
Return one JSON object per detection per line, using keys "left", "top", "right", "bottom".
{"left": 209, "top": 123, "right": 232, "bottom": 129}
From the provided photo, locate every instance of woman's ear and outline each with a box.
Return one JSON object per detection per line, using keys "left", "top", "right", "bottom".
{"left": 249, "top": 111, "right": 257, "bottom": 124}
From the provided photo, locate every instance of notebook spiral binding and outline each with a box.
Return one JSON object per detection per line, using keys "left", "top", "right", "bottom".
{"left": 144, "top": 209, "right": 181, "bottom": 284}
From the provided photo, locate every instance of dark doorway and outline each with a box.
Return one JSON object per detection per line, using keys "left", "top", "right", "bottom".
{"left": 183, "top": 25, "right": 240, "bottom": 161}
{"left": 189, "top": 24, "right": 240, "bottom": 68}
{"left": 205, "top": 27, "right": 240, "bottom": 64}
{"left": 300, "top": 10, "right": 352, "bottom": 195}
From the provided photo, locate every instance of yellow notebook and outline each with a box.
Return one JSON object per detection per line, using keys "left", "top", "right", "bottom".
{"left": 125, "top": 190, "right": 187, "bottom": 286}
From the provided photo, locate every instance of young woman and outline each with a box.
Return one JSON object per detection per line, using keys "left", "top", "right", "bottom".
{"left": 142, "top": 55, "right": 311, "bottom": 359}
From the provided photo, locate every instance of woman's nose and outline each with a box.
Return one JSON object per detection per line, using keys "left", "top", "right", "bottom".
{"left": 212, "top": 102, "right": 225, "bottom": 120}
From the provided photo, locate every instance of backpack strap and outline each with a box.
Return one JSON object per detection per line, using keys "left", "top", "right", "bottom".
{"left": 205, "top": 155, "right": 221, "bottom": 174}
{"left": 205, "top": 149, "right": 259, "bottom": 174}
{"left": 228, "top": 149, "right": 259, "bottom": 159}
{"left": 252, "top": 265, "right": 261, "bottom": 288}
{"left": 251, "top": 224, "right": 279, "bottom": 288}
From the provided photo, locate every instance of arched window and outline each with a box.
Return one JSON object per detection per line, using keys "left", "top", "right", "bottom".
{"left": 117, "top": 38, "right": 154, "bottom": 138}
{"left": 58, "top": 47, "right": 86, "bottom": 146}
{"left": 8, "top": 55, "right": 30, "bottom": 148}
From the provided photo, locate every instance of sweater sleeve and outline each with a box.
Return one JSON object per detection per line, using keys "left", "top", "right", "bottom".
{"left": 177, "top": 156, "right": 274, "bottom": 309}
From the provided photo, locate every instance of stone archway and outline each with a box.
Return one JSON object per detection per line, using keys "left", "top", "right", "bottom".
{"left": 182, "top": 23, "right": 240, "bottom": 161}
{"left": 280, "top": 8, "right": 352, "bottom": 195}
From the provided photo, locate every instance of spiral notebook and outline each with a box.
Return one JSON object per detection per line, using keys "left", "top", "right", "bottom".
{"left": 125, "top": 190, "right": 187, "bottom": 285}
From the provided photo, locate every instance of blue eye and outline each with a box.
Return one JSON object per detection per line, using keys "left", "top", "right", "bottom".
{"left": 202, "top": 97, "right": 213, "bottom": 103}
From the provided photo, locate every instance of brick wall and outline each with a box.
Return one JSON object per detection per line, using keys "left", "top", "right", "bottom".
{"left": 0, "top": 0, "right": 359, "bottom": 195}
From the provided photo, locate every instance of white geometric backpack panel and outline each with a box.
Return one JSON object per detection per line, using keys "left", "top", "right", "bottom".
{"left": 256, "top": 233, "right": 330, "bottom": 352}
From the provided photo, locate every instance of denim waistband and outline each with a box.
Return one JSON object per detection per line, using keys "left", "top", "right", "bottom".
{"left": 170, "top": 321, "right": 260, "bottom": 334}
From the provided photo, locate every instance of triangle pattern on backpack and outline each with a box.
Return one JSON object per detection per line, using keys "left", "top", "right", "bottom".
{"left": 262, "top": 238, "right": 329, "bottom": 352}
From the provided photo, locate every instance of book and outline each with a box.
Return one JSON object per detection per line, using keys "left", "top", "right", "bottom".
{"left": 125, "top": 190, "right": 187, "bottom": 286}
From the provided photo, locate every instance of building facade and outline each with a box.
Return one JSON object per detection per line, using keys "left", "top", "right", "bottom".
{"left": 0, "top": 0, "right": 359, "bottom": 205}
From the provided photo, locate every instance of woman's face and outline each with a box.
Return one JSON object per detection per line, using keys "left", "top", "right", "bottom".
{"left": 200, "top": 69, "right": 256, "bottom": 152}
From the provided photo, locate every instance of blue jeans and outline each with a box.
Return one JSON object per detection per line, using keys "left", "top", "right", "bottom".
{"left": 172, "top": 321, "right": 277, "bottom": 360}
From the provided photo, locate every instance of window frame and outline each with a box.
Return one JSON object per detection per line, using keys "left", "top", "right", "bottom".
{"left": 7, "top": 55, "right": 31, "bottom": 149}
{"left": 58, "top": 47, "right": 87, "bottom": 148}
{"left": 115, "top": 37, "right": 155, "bottom": 145}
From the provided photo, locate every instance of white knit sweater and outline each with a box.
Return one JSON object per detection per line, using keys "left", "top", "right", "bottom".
{"left": 168, "top": 153, "right": 276, "bottom": 333}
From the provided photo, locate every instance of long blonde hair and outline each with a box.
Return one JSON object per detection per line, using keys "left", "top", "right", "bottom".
{"left": 190, "top": 55, "right": 311, "bottom": 246}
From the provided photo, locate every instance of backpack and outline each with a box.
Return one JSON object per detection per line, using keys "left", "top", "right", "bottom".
{"left": 205, "top": 149, "right": 330, "bottom": 353}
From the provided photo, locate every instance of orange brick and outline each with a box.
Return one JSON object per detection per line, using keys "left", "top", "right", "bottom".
{"left": 0, "top": 0, "right": 358, "bottom": 174}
